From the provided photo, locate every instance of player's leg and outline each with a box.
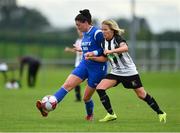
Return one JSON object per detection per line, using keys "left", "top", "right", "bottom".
{"left": 54, "top": 63, "right": 86, "bottom": 103}
{"left": 29, "top": 64, "right": 38, "bottom": 87}
{"left": 122, "top": 74, "right": 166, "bottom": 122}
{"left": 96, "top": 78, "right": 117, "bottom": 122}
{"left": 54, "top": 74, "right": 83, "bottom": 103}
{"left": 83, "top": 85, "right": 95, "bottom": 121}
{"left": 30, "top": 70, "right": 36, "bottom": 87}
{"left": 83, "top": 64, "right": 107, "bottom": 121}
{"left": 96, "top": 78, "right": 117, "bottom": 115}
{"left": 28, "top": 68, "right": 32, "bottom": 87}
{"left": 122, "top": 74, "right": 164, "bottom": 115}
{"left": 36, "top": 74, "right": 83, "bottom": 117}
{"left": 31, "top": 64, "right": 40, "bottom": 87}
{"left": 134, "top": 86, "right": 166, "bottom": 123}
{"left": 74, "top": 85, "right": 81, "bottom": 101}
{"left": 36, "top": 63, "right": 86, "bottom": 117}
{"left": 134, "top": 87, "right": 163, "bottom": 113}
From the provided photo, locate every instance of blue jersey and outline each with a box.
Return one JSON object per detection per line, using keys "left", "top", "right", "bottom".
{"left": 81, "top": 26, "right": 106, "bottom": 66}
{"left": 72, "top": 26, "right": 107, "bottom": 88}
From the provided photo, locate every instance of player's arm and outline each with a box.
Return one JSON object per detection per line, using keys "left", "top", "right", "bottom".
{"left": 104, "top": 42, "right": 128, "bottom": 55}
{"left": 85, "top": 55, "right": 108, "bottom": 62}
{"left": 84, "top": 31, "right": 104, "bottom": 57}
{"left": 73, "top": 44, "right": 82, "bottom": 52}
{"left": 65, "top": 45, "right": 82, "bottom": 53}
{"left": 64, "top": 47, "right": 76, "bottom": 53}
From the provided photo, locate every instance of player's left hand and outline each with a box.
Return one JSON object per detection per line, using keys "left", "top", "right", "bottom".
{"left": 85, "top": 56, "right": 93, "bottom": 60}
{"left": 84, "top": 52, "right": 95, "bottom": 57}
{"left": 104, "top": 49, "right": 112, "bottom": 55}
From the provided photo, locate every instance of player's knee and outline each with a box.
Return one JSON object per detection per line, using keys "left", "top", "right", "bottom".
{"left": 135, "top": 87, "right": 146, "bottom": 99}
{"left": 83, "top": 97, "right": 90, "bottom": 102}
{"left": 96, "top": 83, "right": 104, "bottom": 89}
{"left": 63, "top": 82, "right": 74, "bottom": 90}
{"left": 96, "top": 84, "right": 100, "bottom": 89}
{"left": 137, "top": 94, "right": 144, "bottom": 99}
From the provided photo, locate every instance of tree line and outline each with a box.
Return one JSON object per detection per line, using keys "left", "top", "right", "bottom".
{"left": 0, "top": 5, "right": 179, "bottom": 46}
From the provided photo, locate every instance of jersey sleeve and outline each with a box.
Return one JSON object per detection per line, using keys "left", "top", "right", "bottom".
{"left": 94, "top": 30, "right": 104, "bottom": 56}
{"left": 115, "top": 35, "right": 127, "bottom": 47}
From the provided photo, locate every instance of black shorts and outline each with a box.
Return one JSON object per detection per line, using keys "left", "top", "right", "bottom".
{"left": 104, "top": 74, "right": 143, "bottom": 89}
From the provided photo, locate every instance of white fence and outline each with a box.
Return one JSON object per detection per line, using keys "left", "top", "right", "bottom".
{"left": 128, "top": 41, "right": 180, "bottom": 71}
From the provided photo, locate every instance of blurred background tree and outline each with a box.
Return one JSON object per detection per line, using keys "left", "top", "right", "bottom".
{"left": 0, "top": 0, "right": 179, "bottom": 44}
{"left": 0, "top": 6, "right": 50, "bottom": 31}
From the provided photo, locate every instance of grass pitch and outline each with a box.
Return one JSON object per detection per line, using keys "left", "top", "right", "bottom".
{"left": 0, "top": 67, "right": 180, "bottom": 132}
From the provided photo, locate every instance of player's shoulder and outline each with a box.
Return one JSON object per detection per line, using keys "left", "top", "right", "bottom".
{"left": 114, "top": 34, "right": 126, "bottom": 44}
{"left": 92, "top": 26, "right": 102, "bottom": 40}
{"left": 92, "top": 26, "right": 102, "bottom": 33}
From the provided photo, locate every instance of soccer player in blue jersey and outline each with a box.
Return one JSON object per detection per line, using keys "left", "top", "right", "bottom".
{"left": 36, "top": 9, "right": 107, "bottom": 121}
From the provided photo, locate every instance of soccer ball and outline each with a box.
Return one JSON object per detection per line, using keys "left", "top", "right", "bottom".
{"left": 41, "top": 95, "right": 58, "bottom": 112}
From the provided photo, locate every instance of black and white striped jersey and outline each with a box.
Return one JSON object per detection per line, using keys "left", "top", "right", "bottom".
{"left": 74, "top": 38, "right": 82, "bottom": 67}
{"left": 102, "top": 35, "right": 138, "bottom": 76}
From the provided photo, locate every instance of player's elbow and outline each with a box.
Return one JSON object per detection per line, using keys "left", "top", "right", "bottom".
{"left": 121, "top": 42, "right": 129, "bottom": 52}
{"left": 124, "top": 45, "right": 128, "bottom": 52}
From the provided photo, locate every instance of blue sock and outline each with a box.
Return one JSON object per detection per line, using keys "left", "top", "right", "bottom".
{"left": 54, "top": 87, "right": 68, "bottom": 103}
{"left": 85, "top": 99, "right": 94, "bottom": 116}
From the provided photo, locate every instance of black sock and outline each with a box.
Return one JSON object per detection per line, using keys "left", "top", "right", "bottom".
{"left": 96, "top": 89, "right": 113, "bottom": 114}
{"left": 143, "top": 93, "right": 163, "bottom": 114}
{"left": 75, "top": 85, "right": 81, "bottom": 101}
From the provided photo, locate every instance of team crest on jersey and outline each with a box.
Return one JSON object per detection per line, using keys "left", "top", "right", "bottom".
{"left": 131, "top": 80, "right": 137, "bottom": 87}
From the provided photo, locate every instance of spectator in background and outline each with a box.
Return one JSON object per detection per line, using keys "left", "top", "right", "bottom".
{"left": 64, "top": 29, "right": 83, "bottom": 101}
{"left": 19, "top": 56, "right": 41, "bottom": 87}
{"left": 0, "top": 62, "right": 8, "bottom": 83}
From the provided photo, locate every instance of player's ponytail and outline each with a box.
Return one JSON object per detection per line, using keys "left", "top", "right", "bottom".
{"left": 75, "top": 9, "right": 92, "bottom": 24}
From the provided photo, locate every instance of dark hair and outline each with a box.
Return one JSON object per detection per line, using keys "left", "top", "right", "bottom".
{"left": 75, "top": 9, "right": 92, "bottom": 24}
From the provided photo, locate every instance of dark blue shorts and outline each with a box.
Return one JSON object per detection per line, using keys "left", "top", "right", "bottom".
{"left": 72, "top": 61, "right": 107, "bottom": 88}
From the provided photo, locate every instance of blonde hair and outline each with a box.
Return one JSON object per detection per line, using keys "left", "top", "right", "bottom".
{"left": 102, "top": 19, "right": 125, "bottom": 35}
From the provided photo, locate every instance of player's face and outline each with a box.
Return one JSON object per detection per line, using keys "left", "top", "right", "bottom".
{"left": 75, "top": 21, "right": 88, "bottom": 32}
{"left": 77, "top": 29, "right": 83, "bottom": 38}
{"left": 101, "top": 24, "right": 114, "bottom": 40}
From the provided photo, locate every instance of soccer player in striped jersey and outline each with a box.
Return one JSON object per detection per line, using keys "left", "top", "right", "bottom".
{"left": 86, "top": 19, "right": 166, "bottom": 123}
{"left": 36, "top": 9, "right": 107, "bottom": 121}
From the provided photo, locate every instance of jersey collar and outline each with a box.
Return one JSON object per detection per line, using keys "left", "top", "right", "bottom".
{"left": 84, "top": 26, "right": 93, "bottom": 35}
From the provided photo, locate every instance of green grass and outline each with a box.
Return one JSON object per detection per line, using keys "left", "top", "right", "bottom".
{"left": 0, "top": 67, "right": 180, "bottom": 132}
